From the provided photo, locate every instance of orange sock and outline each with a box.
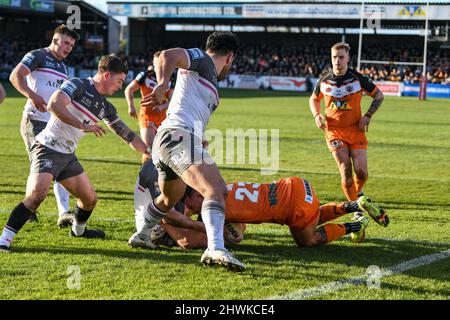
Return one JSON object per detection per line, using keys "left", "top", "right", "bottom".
{"left": 319, "top": 203, "right": 347, "bottom": 225}
{"left": 321, "top": 224, "right": 347, "bottom": 243}
{"left": 341, "top": 180, "right": 358, "bottom": 201}
{"left": 355, "top": 176, "right": 367, "bottom": 194}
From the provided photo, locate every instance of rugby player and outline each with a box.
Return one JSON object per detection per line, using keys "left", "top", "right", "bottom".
{"left": 133, "top": 162, "right": 387, "bottom": 250}
{"left": 131, "top": 32, "right": 245, "bottom": 271}
{"left": 9, "top": 25, "right": 79, "bottom": 226}
{"left": 309, "top": 42, "right": 385, "bottom": 203}
{"left": 0, "top": 55, "right": 150, "bottom": 253}
{"left": 124, "top": 51, "right": 176, "bottom": 163}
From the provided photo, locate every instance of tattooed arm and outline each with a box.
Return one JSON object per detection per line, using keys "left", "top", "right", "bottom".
{"left": 359, "top": 88, "right": 384, "bottom": 132}
{"left": 108, "top": 120, "right": 150, "bottom": 155}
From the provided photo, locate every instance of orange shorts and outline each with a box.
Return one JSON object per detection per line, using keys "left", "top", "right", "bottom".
{"left": 325, "top": 126, "right": 368, "bottom": 153}
{"left": 139, "top": 106, "right": 166, "bottom": 129}
{"left": 288, "top": 177, "right": 321, "bottom": 230}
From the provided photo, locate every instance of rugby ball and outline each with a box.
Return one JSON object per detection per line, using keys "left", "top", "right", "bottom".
{"left": 224, "top": 223, "right": 246, "bottom": 244}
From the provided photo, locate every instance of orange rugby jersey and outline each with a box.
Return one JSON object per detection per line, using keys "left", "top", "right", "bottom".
{"left": 314, "top": 68, "right": 377, "bottom": 128}
{"left": 133, "top": 70, "right": 176, "bottom": 108}
{"left": 225, "top": 177, "right": 314, "bottom": 226}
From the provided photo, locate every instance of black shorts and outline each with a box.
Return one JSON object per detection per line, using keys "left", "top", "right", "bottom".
{"left": 152, "top": 128, "right": 214, "bottom": 181}
{"left": 20, "top": 117, "right": 47, "bottom": 159}
{"left": 29, "top": 143, "right": 84, "bottom": 181}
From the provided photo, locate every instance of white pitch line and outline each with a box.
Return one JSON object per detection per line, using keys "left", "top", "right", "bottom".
{"left": 268, "top": 249, "right": 450, "bottom": 300}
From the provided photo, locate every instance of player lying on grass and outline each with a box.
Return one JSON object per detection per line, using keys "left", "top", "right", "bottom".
{"left": 130, "top": 161, "right": 389, "bottom": 250}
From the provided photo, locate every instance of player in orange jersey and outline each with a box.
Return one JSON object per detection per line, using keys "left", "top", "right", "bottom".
{"left": 309, "top": 42, "right": 385, "bottom": 201}
{"left": 145, "top": 176, "right": 388, "bottom": 249}
{"left": 125, "top": 52, "right": 175, "bottom": 162}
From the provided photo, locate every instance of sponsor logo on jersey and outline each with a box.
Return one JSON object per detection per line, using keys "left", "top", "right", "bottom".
{"left": 60, "top": 81, "right": 77, "bottom": 96}
{"left": 335, "top": 88, "right": 344, "bottom": 97}
{"left": 46, "top": 80, "right": 63, "bottom": 88}
{"left": 23, "top": 53, "right": 35, "bottom": 65}
{"left": 188, "top": 48, "right": 204, "bottom": 60}
{"left": 330, "top": 100, "right": 352, "bottom": 110}
{"left": 98, "top": 107, "right": 105, "bottom": 119}
{"left": 303, "top": 180, "right": 313, "bottom": 204}
{"left": 81, "top": 96, "right": 92, "bottom": 107}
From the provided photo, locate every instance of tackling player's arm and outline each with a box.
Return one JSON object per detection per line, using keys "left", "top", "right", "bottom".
{"left": 0, "top": 83, "right": 5, "bottom": 105}
{"left": 141, "top": 48, "right": 189, "bottom": 107}
{"left": 9, "top": 63, "right": 46, "bottom": 111}
{"left": 47, "top": 90, "right": 106, "bottom": 137}
{"left": 124, "top": 80, "right": 140, "bottom": 119}
{"left": 309, "top": 78, "right": 326, "bottom": 130}
{"left": 163, "top": 209, "right": 206, "bottom": 233}
{"left": 107, "top": 119, "right": 150, "bottom": 156}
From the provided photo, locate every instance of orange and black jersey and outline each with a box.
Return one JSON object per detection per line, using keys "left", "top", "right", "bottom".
{"left": 313, "top": 68, "right": 378, "bottom": 128}
{"left": 133, "top": 70, "right": 177, "bottom": 100}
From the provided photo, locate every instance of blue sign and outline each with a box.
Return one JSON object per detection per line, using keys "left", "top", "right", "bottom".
{"left": 404, "top": 83, "right": 450, "bottom": 98}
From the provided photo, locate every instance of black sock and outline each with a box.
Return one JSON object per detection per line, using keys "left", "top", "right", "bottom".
{"left": 74, "top": 205, "right": 92, "bottom": 223}
{"left": 343, "top": 201, "right": 360, "bottom": 213}
{"left": 344, "top": 222, "right": 362, "bottom": 234}
{"left": 6, "top": 202, "right": 34, "bottom": 232}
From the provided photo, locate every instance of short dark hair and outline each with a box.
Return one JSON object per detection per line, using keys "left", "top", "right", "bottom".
{"left": 98, "top": 54, "right": 129, "bottom": 75}
{"left": 205, "top": 32, "right": 239, "bottom": 56}
{"left": 54, "top": 24, "right": 80, "bottom": 41}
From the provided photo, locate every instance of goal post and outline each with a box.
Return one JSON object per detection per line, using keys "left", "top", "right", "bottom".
{"left": 356, "top": 1, "right": 431, "bottom": 100}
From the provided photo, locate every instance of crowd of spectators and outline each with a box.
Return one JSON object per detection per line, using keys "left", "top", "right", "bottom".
{"left": 1, "top": 37, "right": 448, "bottom": 84}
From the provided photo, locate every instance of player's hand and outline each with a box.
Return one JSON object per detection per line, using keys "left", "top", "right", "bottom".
{"left": 83, "top": 124, "right": 106, "bottom": 137}
{"left": 141, "top": 84, "right": 167, "bottom": 109}
{"left": 359, "top": 116, "right": 371, "bottom": 132}
{"left": 30, "top": 93, "right": 47, "bottom": 112}
{"left": 128, "top": 105, "right": 138, "bottom": 119}
{"left": 314, "top": 114, "right": 326, "bottom": 130}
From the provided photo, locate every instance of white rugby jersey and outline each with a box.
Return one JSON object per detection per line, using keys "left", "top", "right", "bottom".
{"left": 159, "top": 48, "right": 219, "bottom": 137}
{"left": 19, "top": 48, "right": 69, "bottom": 122}
{"left": 36, "top": 78, "right": 119, "bottom": 154}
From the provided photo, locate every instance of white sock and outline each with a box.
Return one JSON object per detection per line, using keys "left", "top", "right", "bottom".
{"left": 201, "top": 200, "right": 226, "bottom": 251}
{"left": 0, "top": 227, "right": 16, "bottom": 247}
{"left": 71, "top": 221, "right": 86, "bottom": 236}
{"left": 142, "top": 200, "right": 166, "bottom": 236}
{"left": 54, "top": 182, "right": 70, "bottom": 216}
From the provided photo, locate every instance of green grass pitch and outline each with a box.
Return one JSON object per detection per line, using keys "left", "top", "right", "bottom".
{"left": 0, "top": 83, "right": 449, "bottom": 300}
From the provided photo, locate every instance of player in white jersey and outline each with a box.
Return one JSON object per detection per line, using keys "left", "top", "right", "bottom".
{"left": 129, "top": 32, "right": 245, "bottom": 272}
{"left": 0, "top": 83, "right": 5, "bottom": 105}
{"left": 0, "top": 55, "right": 151, "bottom": 253}
{"left": 9, "top": 25, "right": 79, "bottom": 226}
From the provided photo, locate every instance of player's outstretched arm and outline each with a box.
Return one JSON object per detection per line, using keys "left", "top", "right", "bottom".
{"left": 48, "top": 90, "right": 106, "bottom": 137}
{"left": 164, "top": 209, "right": 206, "bottom": 233}
{"left": 359, "top": 88, "right": 384, "bottom": 132}
{"left": 0, "top": 83, "right": 5, "bottom": 105}
{"left": 107, "top": 119, "right": 150, "bottom": 156}
{"left": 141, "top": 48, "right": 189, "bottom": 107}
{"left": 9, "top": 64, "right": 46, "bottom": 111}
